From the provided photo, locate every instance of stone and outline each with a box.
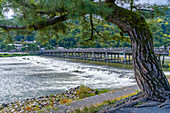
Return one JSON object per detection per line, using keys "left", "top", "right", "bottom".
{"left": 94, "top": 91, "right": 97, "bottom": 94}
{"left": 70, "top": 91, "right": 73, "bottom": 94}
{"left": 74, "top": 92, "right": 77, "bottom": 95}
{"left": 77, "top": 86, "right": 80, "bottom": 89}
{"left": 16, "top": 108, "right": 21, "bottom": 111}
{"left": 38, "top": 96, "right": 44, "bottom": 99}
{"left": 20, "top": 110, "right": 25, "bottom": 113}
{"left": 11, "top": 109, "right": 15, "bottom": 112}
{"left": 14, "top": 105, "right": 18, "bottom": 109}
{"left": 2, "top": 103, "right": 8, "bottom": 107}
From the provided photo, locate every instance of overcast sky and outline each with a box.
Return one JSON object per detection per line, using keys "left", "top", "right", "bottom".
{"left": 94, "top": 0, "right": 169, "bottom": 4}
{"left": 135, "top": 0, "right": 169, "bottom": 4}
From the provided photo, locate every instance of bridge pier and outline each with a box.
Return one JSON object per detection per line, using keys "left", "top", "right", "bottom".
{"left": 35, "top": 48, "right": 168, "bottom": 66}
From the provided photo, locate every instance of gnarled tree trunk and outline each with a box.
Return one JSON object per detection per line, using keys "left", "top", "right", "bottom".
{"left": 107, "top": 4, "right": 170, "bottom": 101}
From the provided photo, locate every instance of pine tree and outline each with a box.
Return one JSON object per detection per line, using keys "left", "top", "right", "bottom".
{"left": 0, "top": 0, "right": 170, "bottom": 108}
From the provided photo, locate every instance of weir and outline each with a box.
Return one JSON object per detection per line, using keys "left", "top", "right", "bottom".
{"left": 32, "top": 48, "right": 170, "bottom": 65}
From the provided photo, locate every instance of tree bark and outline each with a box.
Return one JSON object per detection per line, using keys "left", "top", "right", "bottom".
{"left": 107, "top": 4, "right": 170, "bottom": 101}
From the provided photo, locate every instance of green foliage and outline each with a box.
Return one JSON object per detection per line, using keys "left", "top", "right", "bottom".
{"left": 0, "top": 53, "right": 29, "bottom": 57}
{"left": 0, "top": 0, "right": 169, "bottom": 50}
{"left": 74, "top": 108, "right": 81, "bottom": 113}
{"left": 21, "top": 43, "right": 39, "bottom": 51}
{"left": 95, "top": 88, "right": 110, "bottom": 94}
{"left": 74, "top": 105, "right": 98, "bottom": 113}
{"left": 76, "top": 85, "right": 95, "bottom": 99}
{"left": 147, "top": 13, "right": 170, "bottom": 47}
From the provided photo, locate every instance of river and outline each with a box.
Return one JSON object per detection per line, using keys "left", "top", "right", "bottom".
{"left": 0, "top": 56, "right": 169, "bottom": 104}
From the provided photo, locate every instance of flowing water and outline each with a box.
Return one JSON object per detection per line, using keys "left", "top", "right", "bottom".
{"left": 0, "top": 56, "right": 169, "bottom": 104}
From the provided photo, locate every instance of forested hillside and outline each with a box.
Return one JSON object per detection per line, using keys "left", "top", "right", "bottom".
{"left": 46, "top": 13, "right": 170, "bottom": 48}
{"left": 152, "top": 14, "right": 170, "bottom": 47}
{"left": 0, "top": 10, "right": 169, "bottom": 50}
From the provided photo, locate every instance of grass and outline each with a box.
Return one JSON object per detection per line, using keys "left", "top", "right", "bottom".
{"left": 0, "top": 53, "right": 30, "bottom": 57}
{"left": 72, "top": 91, "right": 139, "bottom": 113}
{"left": 94, "top": 88, "right": 110, "bottom": 94}
{"left": 75, "top": 85, "right": 111, "bottom": 99}
{"left": 76, "top": 85, "right": 95, "bottom": 99}
{"left": 71, "top": 82, "right": 170, "bottom": 113}
{"left": 59, "top": 99, "right": 72, "bottom": 104}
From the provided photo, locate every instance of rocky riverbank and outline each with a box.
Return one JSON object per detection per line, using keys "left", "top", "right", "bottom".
{"left": 0, "top": 85, "right": 99, "bottom": 113}
{"left": 1, "top": 77, "right": 169, "bottom": 113}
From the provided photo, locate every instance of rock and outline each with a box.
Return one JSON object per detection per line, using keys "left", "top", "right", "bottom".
{"left": 72, "top": 70, "right": 83, "bottom": 73}
{"left": 70, "top": 91, "right": 73, "bottom": 94}
{"left": 61, "top": 92, "right": 65, "bottom": 95}
{"left": 74, "top": 92, "right": 77, "bottom": 95}
{"left": 14, "top": 105, "right": 18, "bottom": 109}
{"left": 74, "top": 87, "right": 77, "bottom": 90}
{"left": 94, "top": 91, "right": 97, "bottom": 94}
{"left": 2, "top": 103, "right": 8, "bottom": 107}
{"left": 38, "top": 96, "right": 44, "bottom": 99}
{"left": 11, "top": 109, "right": 15, "bottom": 112}
{"left": 20, "top": 110, "right": 25, "bottom": 113}
{"left": 16, "top": 108, "right": 21, "bottom": 111}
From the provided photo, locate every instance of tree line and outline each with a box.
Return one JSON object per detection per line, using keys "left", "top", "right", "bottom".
{"left": 0, "top": 12, "right": 169, "bottom": 51}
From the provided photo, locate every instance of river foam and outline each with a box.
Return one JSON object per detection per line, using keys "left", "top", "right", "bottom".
{"left": 0, "top": 56, "right": 136, "bottom": 103}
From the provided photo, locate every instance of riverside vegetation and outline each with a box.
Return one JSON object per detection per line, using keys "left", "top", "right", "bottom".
{"left": 0, "top": 53, "right": 30, "bottom": 57}
{"left": 0, "top": 85, "right": 111, "bottom": 113}
{"left": 1, "top": 83, "right": 169, "bottom": 113}
{"left": 0, "top": 10, "right": 169, "bottom": 51}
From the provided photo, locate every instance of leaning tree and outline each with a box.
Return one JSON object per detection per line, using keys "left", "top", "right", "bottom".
{"left": 0, "top": 0, "right": 170, "bottom": 107}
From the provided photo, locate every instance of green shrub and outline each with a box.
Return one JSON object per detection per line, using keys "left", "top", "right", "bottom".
{"left": 95, "top": 88, "right": 110, "bottom": 94}
{"left": 3, "top": 53, "right": 8, "bottom": 55}
{"left": 76, "top": 85, "right": 95, "bottom": 99}
{"left": 74, "top": 108, "right": 81, "bottom": 113}
{"left": 88, "top": 105, "right": 98, "bottom": 113}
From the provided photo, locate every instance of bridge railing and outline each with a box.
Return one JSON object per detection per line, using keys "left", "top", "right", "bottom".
{"left": 154, "top": 47, "right": 170, "bottom": 52}
{"left": 55, "top": 47, "right": 132, "bottom": 52}
{"left": 34, "top": 47, "right": 170, "bottom": 54}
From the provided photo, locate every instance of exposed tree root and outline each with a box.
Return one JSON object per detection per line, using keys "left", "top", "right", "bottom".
{"left": 158, "top": 91, "right": 170, "bottom": 108}
{"left": 101, "top": 92, "right": 148, "bottom": 113}
{"left": 134, "top": 100, "right": 162, "bottom": 108}
{"left": 159, "top": 100, "right": 170, "bottom": 108}
{"left": 101, "top": 92, "right": 170, "bottom": 113}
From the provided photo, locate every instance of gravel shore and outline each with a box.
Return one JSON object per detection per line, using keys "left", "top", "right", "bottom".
{"left": 1, "top": 76, "right": 170, "bottom": 113}
{"left": 0, "top": 85, "right": 139, "bottom": 113}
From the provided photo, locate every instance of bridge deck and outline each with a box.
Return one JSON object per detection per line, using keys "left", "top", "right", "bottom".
{"left": 32, "top": 48, "right": 170, "bottom": 65}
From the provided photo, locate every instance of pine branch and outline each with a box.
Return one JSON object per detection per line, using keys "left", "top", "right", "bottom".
{"left": 90, "top": 14, "right": 94, "bottom": 40}
{"left": 93, "top": 28, "right": 102, "bottom": 37}
{"left": 13, "top": 0, "right": 36, "bottom": 9}
{"left": 0, "top": 25, "right": 26, "bottom": 30}
{"left": 37, "top": 8, "right": 66, "bottom": 14}
{"left": 82, "top": 15, "right": 88, "bottom": 23}
{"left": 0, "top": 15, "right": 67, "bottom": 31}
{"left": 130, "top": 0, "right": 134, "bottom": 11}
{"left": 13, "top": 0, "right": 65, "bottom": 14}
{"left": 82, "top": 15, "right": 101, "bottom": 37}
{"left": 133, "top": 6, "right": 155, "bottom": 13}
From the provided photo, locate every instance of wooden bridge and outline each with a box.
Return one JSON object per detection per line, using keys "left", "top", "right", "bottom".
{"left": 33, "top": 48, "right": 170, "bottom": 65}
